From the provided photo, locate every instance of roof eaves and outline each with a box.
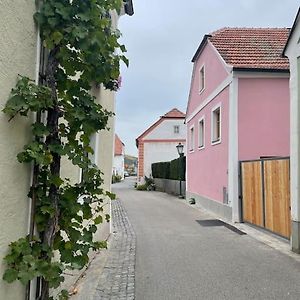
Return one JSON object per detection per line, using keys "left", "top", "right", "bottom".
{"left": 191, "top": 34, "right": 211, "bottom": 62}
{"left": 124, "top": 0, "right": 134, "bottom": 16}
{"left": 135, "top": 117, "right": 164, "bottom": 148}
{"left": 162, "top": 115, "right": 185, "bottom": 119}
{"left": 233, "top": 67, "right": 290, "bottom": 73}
{"left": 283, "top": 7, "right": 300, "bottom": 56}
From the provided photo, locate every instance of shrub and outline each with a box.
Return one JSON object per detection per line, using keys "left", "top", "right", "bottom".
{"left": 136, "top": 184, "right": 148, "bottom": 190}
{"left": 144, "top": 176, "right": 154, "bottom": 186}
{"left": 112, "top": 174, "right": 122, "bottom": 184}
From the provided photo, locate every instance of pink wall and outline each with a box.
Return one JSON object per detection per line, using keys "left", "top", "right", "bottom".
{"left": 187, "top": 42, "right": 229, "bottom": 116}
{"left": 238, "top": 78, "right": 290, "bottom": 160}
{"left": 187, "top": 87, "right": 229, "bottom": 203}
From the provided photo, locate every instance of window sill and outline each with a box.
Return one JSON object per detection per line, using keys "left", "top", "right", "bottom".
{"left": 211, "top": 139, "right": 221, "bottom": 146}
{"left": 199, "top": 88, "right": 205, "bottom": 95}
{"left": 198, "top": 145, "right": 205, "bottom": 150}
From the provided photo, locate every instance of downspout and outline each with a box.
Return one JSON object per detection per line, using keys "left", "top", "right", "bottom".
{"left": 26, "top": 1, "right": 43, "bottom": 299}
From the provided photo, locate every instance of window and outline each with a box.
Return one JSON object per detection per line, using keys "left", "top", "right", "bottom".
{"left": 211, "top": 106, "right": 221, "bottom": 144}
{"left": 189, "top": 126, "right": 195, "bottom": 151}
{"left": 199, "top": 65, "right": 205, "bottom": 93}
{"left": 198, "top": 118, "right": 205, "bottom": 149}
{"left": 174, "top": 125, "right": 180, "bottom": 134}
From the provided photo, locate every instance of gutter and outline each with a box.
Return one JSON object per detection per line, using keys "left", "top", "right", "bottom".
{"left": 124, "top": 0, "right": 134, "bottom": 16}
{"left": 233, "top": 67, "right": 289, "bottom": 73}
{"left": 191, "top": 35, "right": 211, "bottom": 62}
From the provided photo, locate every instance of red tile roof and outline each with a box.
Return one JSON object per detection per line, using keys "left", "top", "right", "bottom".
{"left": 163, "top": 108, "right": 185, "bottom": 118}
{"left": 115, "top": 134, "right": 124, "bottom": 156}
{"left": 193, "top": 28, "right": 290, "bottom": 71}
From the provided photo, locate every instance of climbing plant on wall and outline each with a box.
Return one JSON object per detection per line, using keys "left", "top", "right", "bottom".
{"left": 2, "top": 0, "right": 127, "bottom": 299}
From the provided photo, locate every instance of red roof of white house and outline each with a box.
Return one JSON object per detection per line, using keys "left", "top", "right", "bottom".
{"left": 136, "top": 108, "right": 185, "bottom": 147}
{"left": 114, "top": 134, "right": 124, "bottom": 156}
{"left": 163, "top": 108, "right": 186, "bottom": 118}
{"left": 192, "top": 27, "right": 290, "bottom": 71}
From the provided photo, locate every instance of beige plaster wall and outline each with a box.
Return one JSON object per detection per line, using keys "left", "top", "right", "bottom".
{"left": 97, "top": 87, "right": 116, "bottom": 192}
{"left": 0, "top": 1, "right": 37, "bottom": 299}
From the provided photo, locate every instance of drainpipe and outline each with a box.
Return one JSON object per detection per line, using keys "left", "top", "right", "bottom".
{"left": 26, "top": 2, "right": 43, "bottom": 299}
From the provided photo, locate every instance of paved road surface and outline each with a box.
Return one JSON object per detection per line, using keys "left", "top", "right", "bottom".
{"left": 113, "top": 178, "right": 300, "bottom": 300}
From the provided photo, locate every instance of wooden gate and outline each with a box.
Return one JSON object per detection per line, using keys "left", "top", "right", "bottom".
{"left": 240, "top": 158, "right": 291, "bottom": 239}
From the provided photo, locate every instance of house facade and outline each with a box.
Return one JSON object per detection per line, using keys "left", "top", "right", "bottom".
{"left": 113, "top": 134, "right": 125, "bottom": 179}
{"left": 186, "top": 28, "right": 290, "bottom": 222}
{"left": 136, "top": 108, "right": 186, "bottom": 182}
{"left": 284, "top": 8, "right": 300, "bottom": 252}
{"left": 0, "top": 1, "right": 133, "bottom": 299}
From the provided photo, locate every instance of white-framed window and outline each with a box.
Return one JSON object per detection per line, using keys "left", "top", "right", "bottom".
{"left": 198, "top": 117, "right": 205, "bottom": 149}
{"left": 189, "top": 126, "right": 195, "bottom": 151}
{"left": 211, "top": 104, "right": 221, "bottom": 144}
{"left": 199, "top": 65, "right": 205, "bottom": 93}
{"left": 174, "top": 125, "right": 180, "bottom": 134}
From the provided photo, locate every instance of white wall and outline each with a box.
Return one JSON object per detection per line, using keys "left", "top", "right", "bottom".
{"left": 145, "top": 119, "right": 186, "bottom": 140}
{"left": 285, "top": 20, "right": 300, "bottom": 224}
{"left": 113, "top": 155, "right": 125, "bottom": 179}
{"left": 144, "top": 142, "right": 186, "bottom": 177}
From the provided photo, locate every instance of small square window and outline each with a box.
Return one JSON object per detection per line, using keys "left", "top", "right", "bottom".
{"left": 212, "top": 106, "right": 221, "bottom": 144}
{"left": 174, "top": 125, "right": 180, "bottom": 134}
{"left": 198, "top": 118, "right": 205, "bottom": 148}
{"left": 189, "top": 126, "right": 195, "bottom": 151}
{"left": 199, "top": 66, "right": 205, "bottom": 93}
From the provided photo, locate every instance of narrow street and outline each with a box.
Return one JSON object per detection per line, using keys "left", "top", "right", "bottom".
{"left": 113, "top": 178, "right": 300, "bottom": 300}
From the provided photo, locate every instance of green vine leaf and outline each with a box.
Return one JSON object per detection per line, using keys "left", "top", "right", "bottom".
{"left": 2, "top": 269, "right": 18, "bottom": 283}
{"left": 32, "top": 123, "right": 50, "bottom": 137}
{"left": 2, "top": 76, "right": 52, "bottom": 119}
{"left": 94, "top": 216, "right": 103, "bottom": 225}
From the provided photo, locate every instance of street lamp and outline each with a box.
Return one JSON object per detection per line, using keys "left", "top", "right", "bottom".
{"left": 176, "top": 143, "right": 184, "bottom": 199}
{"left": 176, "top": 142, "right": 184, "bottom": 157}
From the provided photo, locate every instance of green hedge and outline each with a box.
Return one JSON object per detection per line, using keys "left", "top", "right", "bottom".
{"left": 152, "top": 156, "right": 185, "bottom": 181}
{"left": 151, "top": 161, "right": 170, "bottom": 179}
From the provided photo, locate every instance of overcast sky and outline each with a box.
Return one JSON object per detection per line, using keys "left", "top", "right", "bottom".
{"left": 116, "top": 0, "right": 299, "bottom": 156}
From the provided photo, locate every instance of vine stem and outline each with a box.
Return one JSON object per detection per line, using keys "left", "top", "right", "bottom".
{"left": 40, "top": 46, "right": 61, "bottom": 300}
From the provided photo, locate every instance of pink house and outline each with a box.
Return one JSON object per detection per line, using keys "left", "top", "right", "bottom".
{"left": 186, "top": 28, "right": 290, "bottom": 222}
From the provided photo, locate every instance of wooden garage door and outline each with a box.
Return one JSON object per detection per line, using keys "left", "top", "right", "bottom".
{"left": 240, "top": 158, "right": 290, "bottom": 239}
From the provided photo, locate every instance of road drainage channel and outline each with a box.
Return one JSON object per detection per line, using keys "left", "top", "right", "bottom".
{"left": 196, "top": 219, "right": 246, "bottom": 235}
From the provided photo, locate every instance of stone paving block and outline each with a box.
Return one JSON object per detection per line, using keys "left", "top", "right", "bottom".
{"left": 93, "top": 199, "right": 136, "bottom": 299}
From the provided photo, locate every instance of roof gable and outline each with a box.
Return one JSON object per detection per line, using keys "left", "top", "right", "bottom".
{"left": 187, "top": 40, "right": 230, "bottom": 118}
{"left": 193, "top": 27, "right": 290, "bottom": 71}
{"left": 163, "top": 108, "right": 185, "bottom": 118}
{"left": 136, "top": 108, "right": 185, "bottom": 147}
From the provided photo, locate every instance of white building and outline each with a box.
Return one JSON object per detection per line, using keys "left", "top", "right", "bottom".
{"left": 136, "top": 108, "right": 186, "bottom": 182}
{"left": 113, "top": 134, "right": 125, "bottom": 179}
{"left": 283, "top": 7, "right": 300, "bottom": 253}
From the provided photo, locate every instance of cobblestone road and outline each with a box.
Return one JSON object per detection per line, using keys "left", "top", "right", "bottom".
{"left": 93, "top": 199, "right": 136, "bottom": 300}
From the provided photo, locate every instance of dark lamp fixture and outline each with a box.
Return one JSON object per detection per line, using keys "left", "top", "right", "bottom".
{"left": 176, "top": 143, "right": 184, "bottom": 157}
